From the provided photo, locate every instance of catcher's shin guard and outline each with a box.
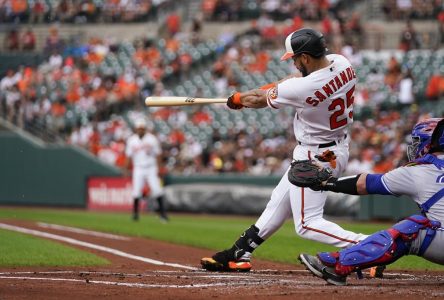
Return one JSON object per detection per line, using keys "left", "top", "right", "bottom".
{"left": 201, "top": 225, "right": 263, "bottom": 272}
{"left": 318, "top": 215, "right": 440, "bottom": 276}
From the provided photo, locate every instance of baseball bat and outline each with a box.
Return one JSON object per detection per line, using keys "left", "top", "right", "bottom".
{"left": 145, "top": 96, "right": 227, "bottom": 107}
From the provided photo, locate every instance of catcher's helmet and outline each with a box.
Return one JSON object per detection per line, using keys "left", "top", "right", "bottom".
{"left": 430, "top": 118, "right": 444, "bottom": 152}
{"left": 280, "top": 28, "right": 328, "bottom": 61}
{"left": 407, "top": 118, "right": 443, "bottom": 161}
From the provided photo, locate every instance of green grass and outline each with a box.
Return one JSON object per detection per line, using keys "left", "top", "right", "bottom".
{"left": 0, "top": 207, "right": 442, "bottom": 270}
{"left": 0, "top": 228, "right": 109, "bottom": 267}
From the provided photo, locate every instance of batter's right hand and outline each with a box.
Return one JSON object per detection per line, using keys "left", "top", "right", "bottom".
{"left": 227, "top": 92, "right": 243, "bottom": 110}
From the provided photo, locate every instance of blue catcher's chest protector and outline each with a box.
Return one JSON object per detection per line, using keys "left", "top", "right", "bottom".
{"left": 414, "top": 154, "right": 444, "bottom": 213}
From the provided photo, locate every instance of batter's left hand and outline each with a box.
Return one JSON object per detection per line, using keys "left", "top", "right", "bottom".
{"left": 227, "top": 93, "right": 243, "bottom": 110}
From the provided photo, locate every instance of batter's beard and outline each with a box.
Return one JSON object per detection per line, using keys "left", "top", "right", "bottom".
{"left": 299, "top": 64, "right": 308, "bottom": 77}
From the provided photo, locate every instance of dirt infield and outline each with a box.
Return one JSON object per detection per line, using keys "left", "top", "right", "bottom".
{"left": 1, "top": 220, "right": 443, "bottom": 300}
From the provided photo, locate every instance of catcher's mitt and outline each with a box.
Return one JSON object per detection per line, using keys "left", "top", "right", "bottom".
{"left": 288, "top": 160, "right": 333, "bottom": 190}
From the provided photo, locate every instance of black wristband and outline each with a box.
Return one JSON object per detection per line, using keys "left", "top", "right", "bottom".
{"left": 323, "top": 174, "right": 361, "bottom": 195}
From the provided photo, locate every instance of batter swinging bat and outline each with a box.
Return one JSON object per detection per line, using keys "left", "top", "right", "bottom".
{"left": 145, "top": 96, "right": 227, "bottom": 107}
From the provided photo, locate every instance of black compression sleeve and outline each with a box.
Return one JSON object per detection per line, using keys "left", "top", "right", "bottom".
{"left": 323, "top": 174, "right": 361, "bottom": 195}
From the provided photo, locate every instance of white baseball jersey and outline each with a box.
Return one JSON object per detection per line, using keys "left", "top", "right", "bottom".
{"left": 378, "top": 156, "right": 444, "bottom": 264}
{"left": 125, "top": 133, "right": 161, "bottom": 168}
{"left": 266, "top": 54, "right": 357, "bottom": 145}
{"left": 126, "top": 133, "right": 163, "bottom": 198}
{"left": 254, "top": 54, "right": 367, "bottom": 249}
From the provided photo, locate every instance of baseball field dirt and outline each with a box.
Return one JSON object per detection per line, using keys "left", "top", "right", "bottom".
{"left": 0, "top": 220, "right": 443, "bottom": 300}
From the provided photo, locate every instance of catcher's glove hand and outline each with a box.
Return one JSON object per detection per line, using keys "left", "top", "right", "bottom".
{"left": 288, "top": 160, "right": 333, "bottom": 191}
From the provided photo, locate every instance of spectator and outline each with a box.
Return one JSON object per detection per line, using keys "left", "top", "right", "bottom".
{"left": 202, "top": 0, "right": 217, "bottom": 20}
{"left": 48, "top": 51, "right": 63, "bottom": 70}
{"left": 384, "top": 56, "right": 402, "bottom": 90}
{"left": 10, "top": 0, "right": 28, "bottom": 22}
{"left": 55, "top": 0, "right": 74, "bottom": 22}
{"left": 21, "top": 28, "right": 36, "bottom": 51}
{"left": 190, "top": 14, "right": 203, "bottom": 44}
{"left": 165, "top": 12, "right": 181, "bottom": 38}
{"left": 396, "top": 0, "right": 413, "bottom": 19}
{"left": 399, "top": 20, "right": 421, "bottom": 51}
{"left": 4, "top": 29, "right": 20, "bottom": 51}
{"left": 5, "top": 85, "right": 21, "bottom": 122}
{"left": 44, "top": 26, "right": 65, "bottom": 54}
{"left": 439, "top": 10, "right": 444, "bottom": 45}
{"left": 426, "top": 70, "right": 444, "bottom": 100}
{"left": 345, "top": 12, "right": 365, "bottom": 46}
{"left": 398, "top": 70, "right": 414, "bottom": 105}
{"left": 29, "top": 0, "right": 46, "bottom": 23}
{"left": 0, "top": 69, "right": 20, "bottom": 92}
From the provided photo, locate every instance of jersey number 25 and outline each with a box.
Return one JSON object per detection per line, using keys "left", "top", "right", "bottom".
{"left": 328, "top": 85, "right": 355, "bottom": 130}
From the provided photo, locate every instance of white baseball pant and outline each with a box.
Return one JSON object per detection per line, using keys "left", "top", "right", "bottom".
{"left": 132, "top": 166, "right": 164, "bottom": 199}
{"left": 255, "top": 139, "right": 368, "bottom": 248}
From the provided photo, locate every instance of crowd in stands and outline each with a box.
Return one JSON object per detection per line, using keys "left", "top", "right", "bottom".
{"left": 3, "top": 27, "right": 36, "bottom": 51}
{"left": 382, "top": 0, "right": 442, "bottom": 20}
{"left": 1, "top": 6, "right": 444, "bottom": 176}
{"left": 0, "top": 0, "right": 357, "bottom": 24}
{"left": 68, "top": 110, "right": 294, "bottom": 175}
{"left": 202, "top": 0, "right": 340, "bottom": 22}
{"left": 0, "top": 22, "right": 205, "bottom": 136}
{"left": 0, "top": 0, "right": 175, "bottom": 24}
{"left": 346, "top": 109, "right": 429, "bottom": 175}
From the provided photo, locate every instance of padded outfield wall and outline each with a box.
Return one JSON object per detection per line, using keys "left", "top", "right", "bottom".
{"left": 0, "top": 129, "right": 121, "bottom": 207}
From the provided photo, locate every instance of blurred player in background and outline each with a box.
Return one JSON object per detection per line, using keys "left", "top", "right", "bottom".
{"left": 299, "top": 118, "right": 444, "bottom": 285}
{"left": 125, "top": 119, "right": 168, "bottom": 222}
{"left": 201, "top": 28, "right": 374, "bottom": 273}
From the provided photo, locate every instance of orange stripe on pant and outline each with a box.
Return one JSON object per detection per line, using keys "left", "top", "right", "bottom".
{"left": 300, "top": 150, "right": 358, "bottom": 245}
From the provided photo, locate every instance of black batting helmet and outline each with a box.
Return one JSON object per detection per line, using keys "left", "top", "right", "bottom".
{"left": 280, "top": 28, "right": 328, "bottom": 61}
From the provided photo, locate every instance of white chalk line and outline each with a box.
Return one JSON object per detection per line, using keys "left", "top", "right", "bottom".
{"left": 0, "top": 276, "right": 258, "bottom": 289}
{"left": 0, "top": 269, "right": 420, "bottom": 280}
{"left": 3, "top": 274, "right": 435, "bottom": 290}
{"left": 0, "top": 270, "right": 423, "bottom": 282}
{"left": 0, "top": 270, "right": 299, "bottom": 282}
{"left": 37, "top": 222, "right": 131, "bottom": 241}
{"left": 0, "top": 270, "right": 300, "bottom": 281}
{"left": 0, "top": 223, "right": 197, "bottom": 271}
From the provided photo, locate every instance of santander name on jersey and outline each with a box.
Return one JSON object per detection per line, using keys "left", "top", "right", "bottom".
{"left": 304, "top": 64, "right": 357, "bottom": 107}
{"left": 266, "top": 54, "right": 357, "bottom": 145}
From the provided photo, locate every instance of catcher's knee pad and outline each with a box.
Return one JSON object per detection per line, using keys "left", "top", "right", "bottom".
{"left": 318, "top": 214, "right": 440, "bottom": 275}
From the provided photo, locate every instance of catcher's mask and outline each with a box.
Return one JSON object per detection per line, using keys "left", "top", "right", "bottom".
{"left": 407, "top": 118, "right": 443, "bottom": 161}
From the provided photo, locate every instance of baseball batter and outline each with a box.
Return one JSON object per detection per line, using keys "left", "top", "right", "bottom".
{"left": 126, "top": 119, "right": 168, "bottom": 222}
{"left": 201, "top": 28, "right": 369, "bottom": 272}
{"left": 299, "top": 118, "right": 444, "bottom": 285}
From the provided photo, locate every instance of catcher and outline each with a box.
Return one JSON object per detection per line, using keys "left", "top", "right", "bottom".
{"left": 292, "top": 118, "right": 444, "bottom": 286}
